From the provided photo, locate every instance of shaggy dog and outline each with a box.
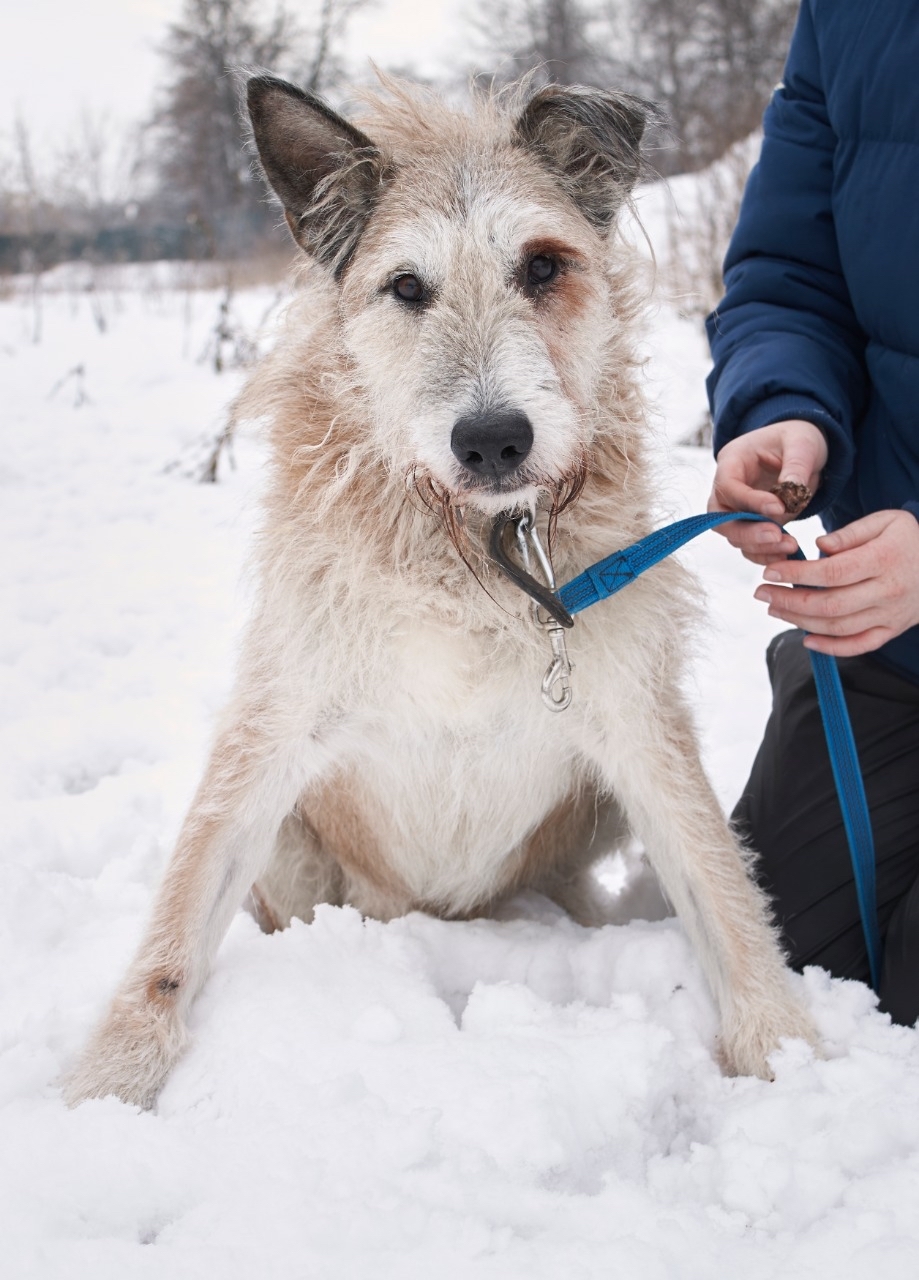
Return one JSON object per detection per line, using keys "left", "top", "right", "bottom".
{"left": 65, "top": 75, "right": 815, "bottom": 1108}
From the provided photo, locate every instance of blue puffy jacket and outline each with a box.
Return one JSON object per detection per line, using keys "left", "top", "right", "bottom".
{"left": 706, "top": 0, "right": 919, "bottom": 685}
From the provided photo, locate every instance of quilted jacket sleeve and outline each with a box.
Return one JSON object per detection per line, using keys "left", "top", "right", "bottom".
{"left": 705, "top": 0, "right": 868, "bottom": 518}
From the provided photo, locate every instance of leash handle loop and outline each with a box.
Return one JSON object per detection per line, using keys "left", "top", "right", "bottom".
{"left": 557, "top": 509, "right": 882, "bottom": 991}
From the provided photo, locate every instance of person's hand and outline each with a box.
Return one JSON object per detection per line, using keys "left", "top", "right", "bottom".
{"left": 753, "top": 509, "right": 919, "bottom": 656}
{"left": 707, "top": 419, "right": 828, "bottom": 564}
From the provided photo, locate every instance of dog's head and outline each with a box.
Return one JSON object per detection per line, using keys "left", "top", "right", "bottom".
{"left": 247, "top": 75, "right": 651, "bottom": 519}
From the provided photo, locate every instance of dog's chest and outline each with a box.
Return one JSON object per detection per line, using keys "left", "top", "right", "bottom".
{"left": 388, "top": 618, "right": 513, "bottom": 719}
{"left": 325, "top": 615, "right": 582, "bottom": 910}
{"left": 377, "top": 613, "right": 562, "bottom": 764}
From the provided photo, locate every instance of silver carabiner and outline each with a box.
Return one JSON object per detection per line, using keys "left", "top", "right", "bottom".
{"left": 515, "top": 514, "right": 574, "bottom": 713}
{"left": 541, "top": 625, "right": 573, "bottom": 711}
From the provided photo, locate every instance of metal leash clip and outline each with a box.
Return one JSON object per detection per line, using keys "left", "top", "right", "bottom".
{"left": 514, "top": 515, "right": 573, "bottom": 712}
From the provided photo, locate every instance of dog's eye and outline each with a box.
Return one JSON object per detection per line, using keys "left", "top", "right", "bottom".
{"left": 393, "top": 274, "right": 426, "bottom": 304}
{"left": 526, "top": 255, "right": 559, "bottom": 289}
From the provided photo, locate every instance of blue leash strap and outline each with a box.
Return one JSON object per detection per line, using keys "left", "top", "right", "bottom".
{"left": 559, "top": 512, "right": 774, "bottom": 615}
{"left": 808, "top": 648, "right": 881, "bottom": 989}
{"left": 557, "top": 510, "right": 882, "bottom": 990}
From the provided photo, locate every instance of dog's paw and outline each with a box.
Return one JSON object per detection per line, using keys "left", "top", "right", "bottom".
{"left": 62, "top": 994, "right": 188, "bottom": 1109}
{"left": 718, "top": 997, "right": 819, "bottom": 1081}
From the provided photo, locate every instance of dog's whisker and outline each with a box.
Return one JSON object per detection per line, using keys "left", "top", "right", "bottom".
{"left": 409, "top": 467, "right": 515, "bottom": 617}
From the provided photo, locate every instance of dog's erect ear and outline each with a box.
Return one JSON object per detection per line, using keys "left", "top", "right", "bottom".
{"left": 513, "top": 85, "right": 652, "bottom": 227}
{"left": 247, "top": 75, "right": 387, "bottom": 275}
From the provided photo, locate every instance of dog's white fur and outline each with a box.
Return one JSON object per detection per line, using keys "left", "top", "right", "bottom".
{"left": 64, "top": 76, "right": 815, "bottom": 1109}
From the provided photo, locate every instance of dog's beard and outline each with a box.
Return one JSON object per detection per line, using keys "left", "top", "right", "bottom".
{"left": 410, "top": 459, "right": 586, "bottom": 571}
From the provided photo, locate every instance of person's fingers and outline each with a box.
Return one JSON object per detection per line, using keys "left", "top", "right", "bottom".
{"left": 722, "top": 521, "right": 781, "bottom": 548}
{"left": 708, "top": 420, "right": 827, "bottom": 530}
{"left": 816, "top": 510, "right": 896, "bottom": 554}
{"left": 745, "top": 552, "right": 801, "bottom": 566}
{"left": 759, "top": 547, "right": 874, "bottom": 590}
{"left": 712, "top": 519, "right": 797, "bottom": 562}
{"left": 802, "top": 627, "right": 892, "bottom": 657}
{"left": 755, "top": 581, "right": 880, "bottom": 631}
{"left": 776, "top": 437, "right": 826, "bottom": 489}
{"left": 755, "top": 510, "right": 919, "bottom": 646}
{"left": 708, "top": 422, "right": 830, "bottom": 567}
{"left": 709, "top": 473, "right": 786, "bottom": 520}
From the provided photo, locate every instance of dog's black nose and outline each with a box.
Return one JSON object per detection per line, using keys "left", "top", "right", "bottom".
{"left": 450, "top": 410, "right": 534, "bottom": 479}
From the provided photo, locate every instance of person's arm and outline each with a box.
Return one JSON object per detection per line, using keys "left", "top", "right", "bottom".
{"left": 704, "top": 5, "right": 919, "bottom": 653}
{"left": 706, "top": 0, "right": 869, "bottom": 553}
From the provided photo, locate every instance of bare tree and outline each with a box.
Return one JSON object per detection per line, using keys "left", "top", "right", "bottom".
{"left": 145, "top": 0, "right": 374, "bottom": 256}
{"left": 611, "top": 0, "right": 797, "bottom": 171}
{"left": 661, "top": 131, "right": 762, "bottom": 319}
{"left": 300, "top": 0, "right": 374, "bottom": 93}
{"left": 146, "top": 0, "right": 296, "bottom": 254}
{"left": 53, "top": 110, "right": 139, "bottom": 218}
{"left": 470, "top": 0, "right": 620, "bottom": 88}
{"left": 9, "top": 116, "right": 45, "bottom": 339}
{"left": 468, "top": 0, "right": 797, "bottom": 172}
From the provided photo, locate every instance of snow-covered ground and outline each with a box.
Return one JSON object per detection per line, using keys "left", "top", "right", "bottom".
{"left": 2, "top": 249, "right": 918, "bottom": 1279}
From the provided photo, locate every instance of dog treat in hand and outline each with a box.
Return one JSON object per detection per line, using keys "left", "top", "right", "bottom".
{"left": 771, "top": 480, "right": 812, "bottom": 517}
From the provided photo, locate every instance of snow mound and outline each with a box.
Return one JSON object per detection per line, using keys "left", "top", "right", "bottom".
{"left": 2, "top": 266, "right": 918, "bottom": 1277}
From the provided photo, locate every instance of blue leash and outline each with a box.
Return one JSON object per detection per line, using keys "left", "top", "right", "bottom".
{"left": 556, "top": 510, "right": 882, "bottom": 991}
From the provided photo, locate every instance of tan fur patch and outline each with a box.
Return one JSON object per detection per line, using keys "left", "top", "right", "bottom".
{"left": 301, "top": 772, "right": 415, "bottom": 915}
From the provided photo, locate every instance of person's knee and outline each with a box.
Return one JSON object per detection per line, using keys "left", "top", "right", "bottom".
{"left": 765, "top": 627, "right": 809, "bottom": 685}
{"left": 879, "top": 875, "right": 919, "bottom": 1026}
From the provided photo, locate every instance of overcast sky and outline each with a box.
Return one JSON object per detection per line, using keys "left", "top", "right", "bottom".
{"left": 1, "top": 0, "right": 462, "bottom": 161}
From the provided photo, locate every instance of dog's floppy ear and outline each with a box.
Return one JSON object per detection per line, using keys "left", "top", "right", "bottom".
{"left": 247, "top": 75, "right": 388, "bottom": 276}
{"left": 514, "top": 85, "right": 653, "bottom": 227}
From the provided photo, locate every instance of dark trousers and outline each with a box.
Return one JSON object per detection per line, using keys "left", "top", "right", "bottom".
{"left": 733, "top": 629, "right": 919, "bottom": 1024}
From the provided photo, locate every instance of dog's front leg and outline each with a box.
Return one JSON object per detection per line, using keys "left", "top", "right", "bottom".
{"left": 63, "top": 707, "right": 331, "bottom": 1109}
{"left": 581, "top": 687, "right": 817, "bottom": 1079}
